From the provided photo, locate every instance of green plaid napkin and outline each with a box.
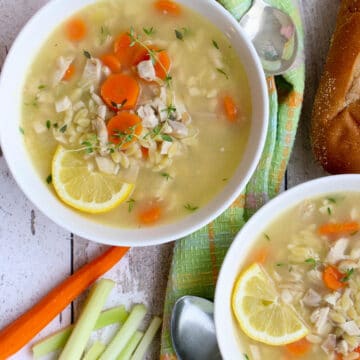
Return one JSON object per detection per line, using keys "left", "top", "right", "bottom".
{"left": 160, "top": 1, "right": 305, "bottom": 358}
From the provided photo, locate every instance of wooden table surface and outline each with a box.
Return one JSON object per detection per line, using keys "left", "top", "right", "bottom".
{"left": 0, "top": 0, "right": 338, "bottom": 358}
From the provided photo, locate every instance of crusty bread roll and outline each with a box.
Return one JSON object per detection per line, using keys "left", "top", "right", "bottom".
{"left": 311, "top": 0, "right": 360, "bottom": 174}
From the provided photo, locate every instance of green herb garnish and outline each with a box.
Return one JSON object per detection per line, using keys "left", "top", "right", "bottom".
{"left": 276, "top": 262, "right": 286, "bottom": 267}
{"left": 341, "top": 268, "right": 354, "bottom": 283}
{"left": 161, "top": 173, "right": 173, "bottom": 181}
{"left": 243, "top": 354, "right": 250, "bottom": 360}
{"left": 162, "top": 104, "right": 177, "bottom": 119}
{"left": 327, "top": 197, "right": 337, "bottom": 204}
{"left": 184, "top": 203, "right": 199, "bottom": 212}
{"left": 161, "top": 134, "right": 173, "bottom": 142}
{"left": 216, "top": 68, "right": 229, "bottom": 79}
{"left": 19, "top": 127, "right": 24, "bottom": 135}
{"left": 175, "top": 29, "right": 184, "bottom": 40}
{"left": 143, "top": 27, "right": 155, "bottom": 36}
{"left": 305, "top": 258, "right": 317, "bottom": 269}
{"left": 53, "top": 123, "right": 58, "bottom": 129}
{"left": 59, "top": 124, "right": 67, "bottom": 133}
{"left": 46, "top": 120, "right": 51, "bottom": 129}
{"left": 127, "top": 198, "right": 136, "bottom": 213}
{"left": 38, "top": 84, "right": 46, "bottom": 90}
{"left": 212, "top": 40, "right": 219, "bottom": 49}
{"left": 264, "top": 233, "right": 271, "bottom": 241}
{"left": 100, "top": 25, "right": 111, "bottom": 44}
{"left": 327, "top": 207, "right": 332, "bottom": 215}
{"left": 83, "top": 50, "right": 92, "bottom": 59}
{"left": 46, "top": 174, "right": 52, "bottom": 184}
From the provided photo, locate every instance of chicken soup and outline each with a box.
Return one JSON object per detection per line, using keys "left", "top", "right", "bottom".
{"left": 232, "top": 194, "right": 360, "bottom": 360}
{"left": 21, "top": 0, "right": 251, "bottom": 228}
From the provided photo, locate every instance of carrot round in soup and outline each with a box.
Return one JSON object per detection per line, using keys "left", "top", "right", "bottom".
{"left": 154, "top": 0, "right": 182, "bottom": 16}
{"left": 114, "top": 32, "right": 141, "bottom": 68}
{"left": 65, "top": 18, "right": 87, "bottom": 41}
{"left": 100, "top": 73, "right": 139, "bottom": 111}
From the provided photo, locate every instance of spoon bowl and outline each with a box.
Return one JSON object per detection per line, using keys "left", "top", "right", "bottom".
{"left": 240, "top": 0, "right": 298, "bottom": 75}
{"left": 171, "top": 296, "right": 221, "bottom": 360}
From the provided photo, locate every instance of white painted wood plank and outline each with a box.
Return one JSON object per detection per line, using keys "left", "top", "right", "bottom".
{"left": 0, "top": 0, "right": 72, "bottom": 358}
{"left": 287, "top": 0, "right": 339, "bottom": 187}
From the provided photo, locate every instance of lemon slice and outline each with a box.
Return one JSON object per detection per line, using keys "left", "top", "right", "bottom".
{"left": 232, "top": 263, "right": 309, "bottom": 345}
{"left": 52, "top": 146, "right": 134, "bottom": 214}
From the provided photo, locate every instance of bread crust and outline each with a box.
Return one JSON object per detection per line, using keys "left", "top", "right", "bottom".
{"left": 311, "top": 0, "right": 360, "bottom": 173}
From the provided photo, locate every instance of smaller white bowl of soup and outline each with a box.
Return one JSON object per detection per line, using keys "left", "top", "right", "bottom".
{"left": 215, "top": 175, "right": 360, "bottom": 360}
{"left": 0, "top": 0, "right": 268, "bottom": 246}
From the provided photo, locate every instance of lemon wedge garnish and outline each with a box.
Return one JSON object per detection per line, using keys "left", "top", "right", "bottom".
{"left": 232, "top": 263, "right": 309, "bottom": 345}
{"left": 52, "top": 146, "right": 134, "bottom": 214}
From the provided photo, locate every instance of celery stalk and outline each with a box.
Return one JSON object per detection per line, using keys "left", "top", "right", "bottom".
{"left": 130, "top": 317, "right": 162, "bottom": 360}
{"left": 83, "top": 341, "right": 106, "bottom": 360}
{"left": 117, "top": 331, "right": 143, "bottom": 360}
{"left": 100, "top": 304, "right": 147, "bottom": 360}
{"left": 59, "top": 279, "right": 115, "bottom": 360}
{"left": 32, "top": 306, "right": 128, "bottom": 358}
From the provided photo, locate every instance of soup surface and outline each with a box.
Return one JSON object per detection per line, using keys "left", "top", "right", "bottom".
{"left": 21, "top": 0, "right": 251, "bottom": 228}
{"left": 233, "top": 193, "right": 360, "bottom": 359}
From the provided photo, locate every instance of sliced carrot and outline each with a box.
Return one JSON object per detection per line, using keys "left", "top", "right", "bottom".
{"left": 139, "top": 205, "right": 162, "bottom": 225}
{"left": 100, "top": 73, "right": 139, "bottom": 111}
{"left": 154, "top": 0, "right": 182, "bottom": 16}
{"left": 285, "top": 338, "right": 311, "bottom": 356}
{"left": 100, "top": 54, "right": 122, "bottom": 73}
{"left": 223, "top": 95, "right": 238, "bottom": 122}
{"left": 323, "top": 265, "right": 345, "bottom": 291}
{"left": 107, "top": 112, "right": 143, "bottom": 149}
{"left": 134, "top": 46, "right": 171, "bottom": 80}
{"left": 62, "top": 63, "right": 76, "bottom": 81}
{"left": 0, "top": 246, "right": 128, "bottom": 359}
{"left": 251, "top": 247, "right": 269, "bottom": 264}
{"left": 65, "top": 18, "right": 87, "bottom": 41}
{"left": 318, "top": 221, "right": 360, "bottom": 236}
{"left": 141, "top": 146, "right": 149, "bottom": 158}
{"left": 113, "top": 32, "right": 141, "bottom": 68}
{"left": 336, "top": 354, "right": 343, "bottom": 360}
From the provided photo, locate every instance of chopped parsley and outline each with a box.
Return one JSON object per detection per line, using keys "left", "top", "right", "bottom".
{"left": 212, "top": 40, "right": 219, "bottom": 49}
{"left": 143, "top": 27, "right": 155, "bottom": 36}
{"left": 46, "top": 120, "right": 51, "bottom": 129}
{"left": 46, "top": 174, "right": 52, "bottom": 184}
{"left": 327, "top": 197, "right": 337, "bottom": 204}
{"left": 305, "top": 258, "right": 318, "bottom": 269}
{"left": 59, "top": 124, "right": 67, "bottom": 133}
{"left": 38, "top": 84, "right": 46, "bottom": 90}
{"left": 161, "top": 173, "right": 173, "bottom": 180}
{"left": 222, "top": 178, "right": 228, "bottom": 182}
{"left": 164, "top": 74, "right": 173, "bottom": 87}
{"left": 174, "top": 27, "right": 189, "bottom": 41}
{"left": 184, "top": 203, "right": 198, "bottom": 212}
{"left": 162, "top": 104, "right": 177, "bottom": 119}
{"left": 83, "top": 50, "right": 92, "bottom": 59}
{"left": 341, "top": 268, "right": 354, "bottom": 283}
{"left": 264, "top": 233, "right": 271, "bottom": 241}
{"left": 216, "top": 68, "right": 229, "bottom": 79}
{"left": 161, "top": 134, "right": 173, "bottom": 142}
{"left": 243, "top": 354, "right": 250, "bottom": 360}
{"left": 276, "top": 262, "right": 286, "bottom": 267}
{"left": 53, "top": 123, "right": 58, "bottom": 129}
{"left": 327, "top": 207, "right": 332, "bottom": 215}
{"left": 127, "top": 198, "right": 136, "bottom": 213}
{"left": 19, "top": 127, "right": 25, "bottom": 135}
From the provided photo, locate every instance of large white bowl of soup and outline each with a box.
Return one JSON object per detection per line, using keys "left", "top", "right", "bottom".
{"left": 0, "top": 0, "right": 268, "bottom": 246}
{"left": 215, "top": 174, "right": 360, "bottom": 360}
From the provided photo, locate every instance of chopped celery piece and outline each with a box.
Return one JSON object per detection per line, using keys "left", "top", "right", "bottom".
{"left": 83, "top": 341, "right": 106, "bottom": 360}
{"left": 130, "top": 317, "right": 162, "bottom": 360}
{"left": 117, "top": 331, "right": 143, "bottom": 360}
{"left": 100, "top": 304, "right": 147, "bottom": 360}
{"left": 59, "top": 279, "right": 115, "bottom": 360}
{"left": 32, "top": 306, "right": 128, "bottom": 358}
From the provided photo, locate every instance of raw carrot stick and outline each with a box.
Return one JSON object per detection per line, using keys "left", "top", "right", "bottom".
{"left": 139, "top": 205, "right": 162, "bottom": 225}
{"left": 318, "top": 221, "right": 360, "bottom": 236}
{"left": 107, "top": 112, "right": 143, "bottom": 149}
{"left": 65, "top": 18, "right": 87, "bottom": 41}
{"left": 62, "top": 63, "right": 76, "bottom": 81}
{"left": 134, "top": 46, "right": 171, "bottom": 80}
{"left": 113, "top": 33, "right": 141, "bottom": 68}
{"left": 154, "top": 0, "right": 182, "bottom": 16}
{"left": 285, "top": 338, "right": 311, "bottom": 356}
{"left": 322, "top": 265, "right": 345, "bottom": 291}
{"left": 100, "top": 54, "right": 122, "bottom": 73}
{"left": 0, "top": 246, "right": 129, "bottom": 359}
{"left": 223, "top": 95, "right": 238, "bottom": 122}
{"left": 100, "top": 73, "right": 139, "bottom": 111}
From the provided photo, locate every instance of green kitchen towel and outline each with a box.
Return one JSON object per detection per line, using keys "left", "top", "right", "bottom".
{"left": 160, "top": 1, "right": 305, "bottom": 359}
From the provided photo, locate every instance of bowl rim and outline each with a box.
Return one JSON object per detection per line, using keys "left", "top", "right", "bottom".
{"left": 0, "top": 0, "right": 268, "bottom": 247}
{"left": 214, "top": 174, "right": 360, "bottom": 358}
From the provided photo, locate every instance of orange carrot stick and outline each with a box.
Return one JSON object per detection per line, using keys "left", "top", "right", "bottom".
{"left": 154, "top": 0, "right": 182, "bottom": 16}
{"left": 65, "top": 18, "right": 87, "bottom": 41}
{"left": 223, "top": 95, "right": 238, "bottom": 122}
{"left": 323, "top": 265, "right": 345, "bottom": 291}
{"left": 107, "top": 112, "right": 143, "bottom": 149}
{"left": 100, "top": 54, "right": 122, "bottom": 73}
{"left": 101, "top": 73, "right": 139, "bottom": 111}
{"left": 285, "top": 338, "right": 311, "bottom": 356}
{"left": 139, "top": 205, "right": 162, "bottom": 225}
{"left": 318, "top": 221, "right": 360, "bottom": 236}
{"left": 62, "top": 63, "right": 76, "bottom": 81}
{"left": 0, "top": 246, "right": 129, "bottom": 359}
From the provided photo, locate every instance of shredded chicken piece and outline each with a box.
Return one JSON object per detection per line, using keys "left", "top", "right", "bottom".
{"left": 336, "top": 340, "right": 349, "bottom": 356}
{"left": 324, "top": 292, "right": 341, "bottom": 306}
{"left": 326, "top": 238, "right": 349, "bottom": 264}
{"left": 303, "top": 288, "right": 322, "bottom": 307}
{"left": 160, "top": 141, "right": 172, "bottom": 155}
{"left": 52, "top": 56, "right": 74, "bottom": 87}
{"left": 55, "top": 96, "right": 72, "bottom": 113}
{"left": 92, "top": 117, "right": 108, "bottom": 156}
{"left": 137, "top": 104, "right": 159, "bottom": 128}
{"left": 95, "top": 156, "right": 118, "bottom": 175}
{"left": 80, "top": 58, "right": 102, "bottom": 89}
{"left": 341, "top": 321, "right": 360, "bottom": 336}
{"left": 311, "top": 307, "right": 330, "bottom": 334}
{"left": 321, "top": 334, "right": 337, "bottom": 354}
{"left": 137, "top": 60, "right": 156, "bottom": 82}
{"left": 165, "top": 120, "right": 189, "bottom": 138}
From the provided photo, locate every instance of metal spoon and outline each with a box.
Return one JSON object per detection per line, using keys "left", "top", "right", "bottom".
{"left": 171, "top": 296, "right": 221, "bottom": 360}
{"left": 239, "top": 0, "right": 298, "bottom": 75}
